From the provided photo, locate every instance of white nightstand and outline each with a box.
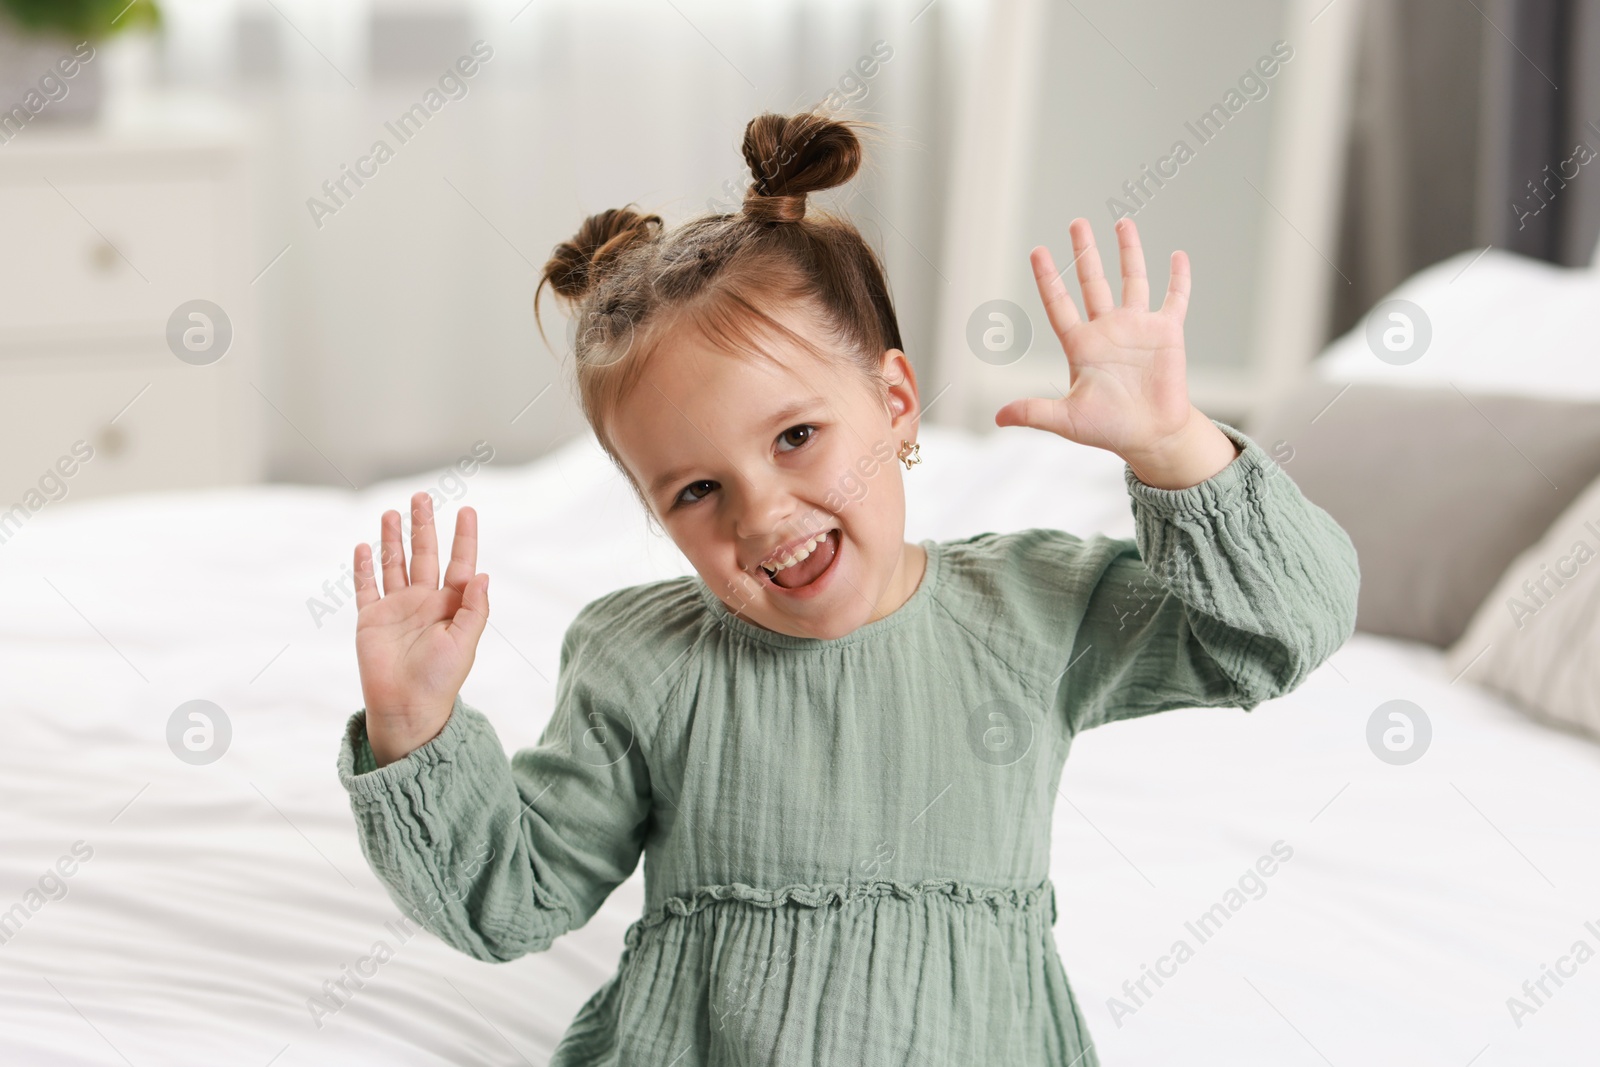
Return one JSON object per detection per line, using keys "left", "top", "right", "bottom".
{"left": 0, "top": 96, "right": 261, "bottom": 520}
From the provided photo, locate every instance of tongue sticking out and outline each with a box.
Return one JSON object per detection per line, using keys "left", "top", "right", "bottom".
{"left": 771, "top": 530, "right": 838, "bottom": 589}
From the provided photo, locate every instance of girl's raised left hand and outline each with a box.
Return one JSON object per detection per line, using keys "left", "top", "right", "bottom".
{"left": 994, "top": 217, "right": 1238, "bottom": 490}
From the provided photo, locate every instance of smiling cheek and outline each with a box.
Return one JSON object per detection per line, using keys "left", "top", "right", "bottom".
{"left": 678, "top": 522, "right": 732, "bottom": 574}
{"left": 814, "top": 448, "right": 885, "bottom": 532}
{"left": 683, "top": 525, "right": 756, "bottom": 597}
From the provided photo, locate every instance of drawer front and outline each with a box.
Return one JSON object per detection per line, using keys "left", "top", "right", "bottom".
{"left": 0, "top": 351, "right": 238, "bottom": 513}
{"left": 0, "top": 177, "right": 223, "bottom": 339}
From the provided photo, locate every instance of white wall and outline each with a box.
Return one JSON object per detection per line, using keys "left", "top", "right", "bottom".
{"left": 141, "top": 0, "right": 983, "bottom": 486}
{"left": 931, "top": 0, "right": 1362, "bottom": 433}
{"left": 90, "top": 0, "right": 1356, "bottom": 488}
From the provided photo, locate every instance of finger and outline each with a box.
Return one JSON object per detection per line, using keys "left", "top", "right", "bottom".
{"left": 380, "top": 509, "right": 408, "bottom": 595}
{"left": 1029, "top": 246, "right": 1083, "bottom": 336}
{"left": 1069, "top": 218, "right": 1115, "bottom": 320}
{"left": 448, "top": 572, "right": 491, "bottom": 652}
{"left": 409, "top": 491, "right": 440, "bottom": 589}
{"left": 1115, "top": 218, "right": 1149, "bottom": 310}
{"left": 1160, "top": 250, "right": 1191, "bottom": 324}
{"left": 354, "top": 542, "right": 380, "bottom": 610}
{"left": 442, "top": 506, "right": 479, "bottom": 596}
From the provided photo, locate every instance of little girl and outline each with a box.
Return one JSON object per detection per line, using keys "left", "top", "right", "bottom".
{"left": 337, "top": 110, "right": 1359, "bottom": 1064}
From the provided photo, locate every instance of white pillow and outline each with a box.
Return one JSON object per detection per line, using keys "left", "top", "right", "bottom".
{"left": 1447, "top": 473, "right": 1600, "bottom": 739}
{"left": 1314, "top": 247, "right": 1600, "bottom": 400}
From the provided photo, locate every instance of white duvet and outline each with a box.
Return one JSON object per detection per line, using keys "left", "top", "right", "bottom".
{"left": 3, "top": 414, "right": 1598, "bottom": 1066}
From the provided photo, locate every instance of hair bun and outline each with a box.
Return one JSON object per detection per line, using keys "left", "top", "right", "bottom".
{"left": 740, "top": 111, "right": 863, "bottom": 225}
{"left": 541, "top": 207, "right": 662, "bottom": 302}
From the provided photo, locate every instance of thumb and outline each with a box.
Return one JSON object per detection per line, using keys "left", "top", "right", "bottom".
{"left": 449, "top": 572, "right": 490, "bottom": 650}
{"left": 994, "top": 396, "right": 1074, "bottom": 438}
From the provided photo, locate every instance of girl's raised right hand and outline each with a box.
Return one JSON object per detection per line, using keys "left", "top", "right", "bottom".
{"left": 353, "top": 492, "right": 490, "bottom": 767}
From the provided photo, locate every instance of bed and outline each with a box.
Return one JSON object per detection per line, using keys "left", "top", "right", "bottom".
{"left": 5, "top": 262, "right": 1599, "bottom": 1066}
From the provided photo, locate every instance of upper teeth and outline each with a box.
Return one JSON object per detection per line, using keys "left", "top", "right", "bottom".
{"left": 764, "top": 531, "right": 828, "bottom": 573}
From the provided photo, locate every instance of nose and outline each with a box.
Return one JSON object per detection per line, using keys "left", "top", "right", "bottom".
{"left": 731, "top": 470, "right": 797, "bottom": 545}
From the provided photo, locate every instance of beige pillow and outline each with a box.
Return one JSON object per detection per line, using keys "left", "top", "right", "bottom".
{"left": 1247, "top": 380, "right": 1600, "bottom": 647}
{"left": 1447, "top": 472, "right": 1600, "bottom": 739}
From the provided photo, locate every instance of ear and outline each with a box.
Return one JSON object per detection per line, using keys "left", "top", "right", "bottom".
{"left": 880, "top": 348, "right": 920, "bottom": 435}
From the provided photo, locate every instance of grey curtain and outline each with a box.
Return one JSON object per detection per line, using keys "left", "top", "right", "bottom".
{"left": 1326, "top": 0, "right": 1600, "bottom": 344}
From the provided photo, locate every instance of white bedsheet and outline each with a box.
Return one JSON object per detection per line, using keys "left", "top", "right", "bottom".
{"left": 2, "top": 421, "right": 1597, "bottom": 1066}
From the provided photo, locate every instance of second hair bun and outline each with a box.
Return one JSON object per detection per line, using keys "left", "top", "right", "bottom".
{"left": 741, "top": 112, "right": 864, "bottom": 225}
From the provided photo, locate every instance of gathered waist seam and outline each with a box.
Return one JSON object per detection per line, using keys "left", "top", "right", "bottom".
{"left": 623, "top": 877, "right": 1057, "bottom": 947}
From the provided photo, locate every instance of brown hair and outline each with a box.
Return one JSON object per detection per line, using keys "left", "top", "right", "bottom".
{"left": 534, "top": 110, "right": 907, "bottom": 520}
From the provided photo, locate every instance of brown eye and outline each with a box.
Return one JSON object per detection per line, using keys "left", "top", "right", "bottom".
{"left": 674, "top": 480, "right": 715, "bottom": 508}
{"left": 778, "top": 425, "right": 815, "bottom": 452}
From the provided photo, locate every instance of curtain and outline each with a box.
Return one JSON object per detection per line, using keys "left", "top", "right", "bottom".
{"left": 1326, "top": 0, "right": 1600, "bottom": 344}
{"left": 139, "top": 0, "right": 979, "bottom": 485}
{"left": 1477, "top": 0, "right": 1600, "bottom": 265}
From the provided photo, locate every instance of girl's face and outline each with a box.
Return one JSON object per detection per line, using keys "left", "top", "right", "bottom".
{"left": 610, "top": 302, "right": 925, "bottom": 641}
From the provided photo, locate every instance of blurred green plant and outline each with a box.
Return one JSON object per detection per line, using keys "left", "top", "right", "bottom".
{"left": 0, "top": 0, "right": 161, "bottom": 39}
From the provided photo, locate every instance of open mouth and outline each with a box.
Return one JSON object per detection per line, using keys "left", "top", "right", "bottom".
{"left": 759, "top": 528, "right": 841, "bottom": 591}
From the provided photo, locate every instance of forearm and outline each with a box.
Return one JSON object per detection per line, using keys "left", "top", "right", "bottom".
{"left": 340, "top": 698, "right": 573, "bottom": 961}
{"left": 1123, "top": 421, "right": 1360, "bottom": 703}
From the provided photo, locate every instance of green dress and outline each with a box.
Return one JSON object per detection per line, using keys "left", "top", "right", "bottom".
{"left": 336, "top": 421, "right": 1359, "bottom": 1065}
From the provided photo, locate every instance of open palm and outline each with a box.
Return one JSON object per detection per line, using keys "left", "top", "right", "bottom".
{"left": 995, "top": 217, "right": 1194, "bottom": 459}
{"left": 353, "top": 492, "right": 490, "bottom": 766}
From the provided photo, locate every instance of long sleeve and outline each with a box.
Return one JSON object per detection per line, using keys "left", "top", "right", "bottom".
{"left": 335, "top": 600, "right": 655, "bottom": 963}
{"left": 1051, "top": 419, "right": 1359, "bottom": 735}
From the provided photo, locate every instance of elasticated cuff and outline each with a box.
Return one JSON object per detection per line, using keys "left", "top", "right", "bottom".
{"left": 1122, "top": 419, "right": 1273, "bottom": 518}
{"left": 336, "top": 693, "right": 498, "bottom": 799}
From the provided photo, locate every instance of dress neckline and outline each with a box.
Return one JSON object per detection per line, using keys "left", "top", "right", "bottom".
{"left": 694, "top": 538, "right": 942, "bottom": 650}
